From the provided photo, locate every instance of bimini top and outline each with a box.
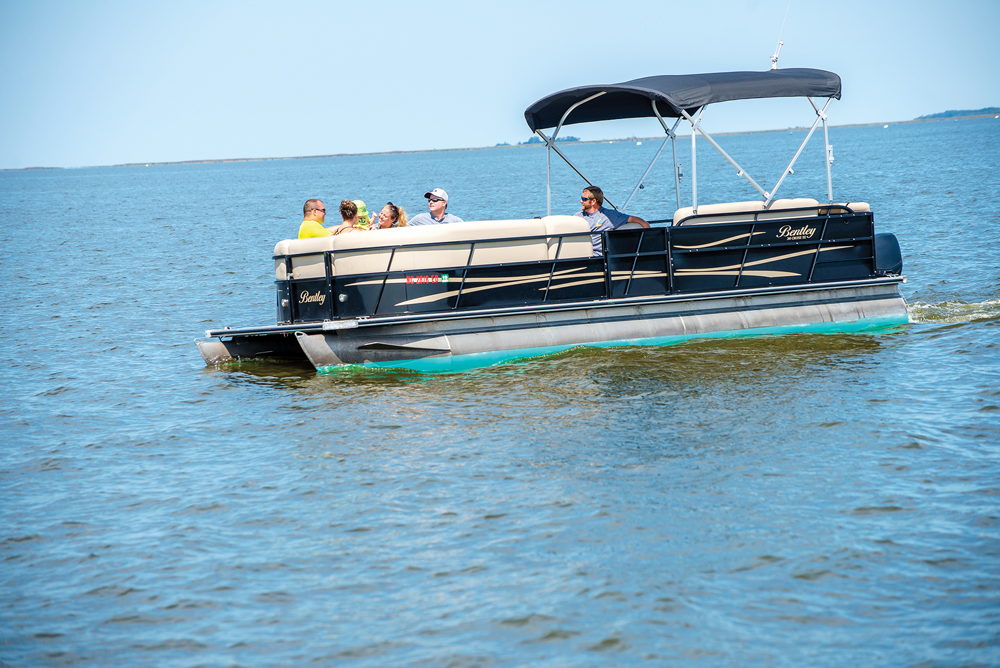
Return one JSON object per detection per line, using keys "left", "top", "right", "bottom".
{"left": 524, "top": 68, "right": 841, "bottom": 132}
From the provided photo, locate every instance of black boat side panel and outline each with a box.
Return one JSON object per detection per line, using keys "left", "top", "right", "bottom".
{"left": 274, "top": 212, "right": 890, "bottom": 324}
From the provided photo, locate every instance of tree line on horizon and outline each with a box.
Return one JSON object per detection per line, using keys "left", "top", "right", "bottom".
{"left": 495, "top": 136, "right": 581, "bottom": 147}
{"left": 916, "top": 107, "right": 999, "bottom": 119}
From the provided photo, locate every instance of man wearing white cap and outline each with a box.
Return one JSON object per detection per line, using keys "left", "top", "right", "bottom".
{"left": 408, "top": 188, "right": 465, "bottom": 225}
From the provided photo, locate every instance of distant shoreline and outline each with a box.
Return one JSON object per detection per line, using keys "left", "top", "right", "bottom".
{"left": 10, "top": 112, "right": 998, "bottom": 171}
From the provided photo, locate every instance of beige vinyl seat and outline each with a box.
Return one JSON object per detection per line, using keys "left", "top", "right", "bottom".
{"left": 819, "top": 202, "right": 871, "bottom": 214}
{"left": 672, "top": 198, "right": 872, "bottom": 226}
{"left": 274, "top": 215, "right": 593, "bottom": 280}
{"left": 672, "top": 198, "right": 820, "bottom": 226}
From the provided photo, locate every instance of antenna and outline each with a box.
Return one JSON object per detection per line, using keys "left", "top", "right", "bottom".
{"left": 771, "top": 0, "right": 791, "bottom": 70}
{"left": 770, "top": 41, "right": 784, "bottom": 70}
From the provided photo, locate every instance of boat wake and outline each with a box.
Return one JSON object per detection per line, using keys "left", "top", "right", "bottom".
{"left": 907, "top": 299, "right": 1000, "bottom": 323}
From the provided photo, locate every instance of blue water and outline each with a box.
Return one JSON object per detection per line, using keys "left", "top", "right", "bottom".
{"left": 1, "top": 117, "right": 998, "bottom": 665}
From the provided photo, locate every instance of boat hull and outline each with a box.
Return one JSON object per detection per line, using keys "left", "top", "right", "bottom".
{"left": 198, "top": 279, "right": 907, "bottom": 373}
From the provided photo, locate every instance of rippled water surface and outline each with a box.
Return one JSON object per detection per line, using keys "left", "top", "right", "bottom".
{"left": 2, "top": 118, "right": 999, "bottom": 665}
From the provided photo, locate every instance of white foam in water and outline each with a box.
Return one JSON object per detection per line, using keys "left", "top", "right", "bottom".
{"left": 907, "top": 299, "right": 1000, "bottom": 323}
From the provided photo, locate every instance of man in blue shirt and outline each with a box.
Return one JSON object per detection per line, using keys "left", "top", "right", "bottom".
{"left": 574, "top": 185, "right": 649, "bottom": 255}
{"left": 408, "top": 188, "right": 465, "bottom": 225}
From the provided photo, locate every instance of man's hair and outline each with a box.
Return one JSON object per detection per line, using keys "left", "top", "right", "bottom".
{"left": 339, "top": 199, "right": 358, "bottom": 220}
{"left": 303, "top": 198, "right": 322, "bottom": 215}
{"left": 583, "top": 185, "right": 604, "bottom": 207}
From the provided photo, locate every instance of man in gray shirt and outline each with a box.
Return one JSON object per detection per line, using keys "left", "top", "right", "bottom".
{"left": 408, "top": 188, "right": 465, "bottom": 225}
{"left": 575, "top": 185, "right": 648, "bottom": 255}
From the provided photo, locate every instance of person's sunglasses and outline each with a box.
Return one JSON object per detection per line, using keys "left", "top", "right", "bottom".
{"left": 428, "top": 198, "right": 445, "bottom": 203}
{"left": 580, "top": 196, "right": 595, "bottom": 201}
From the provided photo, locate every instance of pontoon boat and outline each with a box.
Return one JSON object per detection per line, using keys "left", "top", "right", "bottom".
{"left": 196, "top": 68, "right": 907, "bottom": 373}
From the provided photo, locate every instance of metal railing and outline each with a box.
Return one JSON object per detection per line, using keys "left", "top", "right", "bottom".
{"left": 275, "top": 211, "right": 876, "bottom": 323}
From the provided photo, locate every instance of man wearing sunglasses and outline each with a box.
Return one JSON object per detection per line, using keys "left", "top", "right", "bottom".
{"left": 297, "top": 199, "right": 331, "bottom": 238}
{"left": 408, "top": 188, "right": 465, "bottom": 226}
{"left": 575, "top": 185, "right": 648, "bottom": 255}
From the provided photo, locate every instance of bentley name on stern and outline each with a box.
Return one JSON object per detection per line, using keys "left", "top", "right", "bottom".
{"left": 777, "top": 224, "right": 818, "bottom": 241}
{"left": 299, "top": 290, "right": 326, "bottom": 305}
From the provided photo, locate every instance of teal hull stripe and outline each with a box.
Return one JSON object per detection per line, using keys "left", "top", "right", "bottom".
{"left": 316, "top": 313, "right": 909, "bottom": 375}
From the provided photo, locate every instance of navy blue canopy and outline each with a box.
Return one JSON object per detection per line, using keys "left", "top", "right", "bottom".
{"left": 524, "top": 68, "right": 841, "bottom": 132}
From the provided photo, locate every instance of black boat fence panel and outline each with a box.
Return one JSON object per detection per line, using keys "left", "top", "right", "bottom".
{"left": 330, "top": 259, "right": 608, "bottom": 319}
{"left": 605, "top": 228, "right": 672, "bottom": 298}
{"left": 288, "top": 277, "right": 333, "bottom": 322}
{"left": 274, "top": 212, "right": 881, "bottom": 324}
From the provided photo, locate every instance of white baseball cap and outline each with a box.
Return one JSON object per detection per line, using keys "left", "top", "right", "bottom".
{"left": 424, "top": 188, "right": 449, "bottom": 202}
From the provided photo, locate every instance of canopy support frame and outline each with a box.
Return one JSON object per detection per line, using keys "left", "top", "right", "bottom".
{"left": 541, "top": 94, "right": 686, "bottom": 214}
{"left": 622, "top": 135, "right": 670, "bottom": 210}
{"left": 536, "top": 128, "right": 615, "bottom": 214}
{"left": 764, "top": 96, "right": 834, "bottom": 206}
{"left": 681, "top": 107, "right": 770, "bottom": 205}
{"left": 623, "top": 102, "right": 683, "bottom": 211}
{"left": 810, "top": 96, "right": 836, "bottom": 203}
{"left": 542, "top": 91, "right": 608, "bottom": 215}
{"left": 533, "top": 80, "right": 838, "bottom": 219}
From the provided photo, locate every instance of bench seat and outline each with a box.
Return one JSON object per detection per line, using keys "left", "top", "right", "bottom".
{"left": 672, "top": 199, "right": 872, "bottom": 226}
{"left": 673, "top": 198, "right": 820, "bottom": 226}
{"left": 274, "top": 215, "right": 593, "bottom": 280}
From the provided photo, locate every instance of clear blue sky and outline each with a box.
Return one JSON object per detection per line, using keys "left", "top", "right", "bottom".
{"left": 1, "top": 0, "right": 997, "bottom": 169}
